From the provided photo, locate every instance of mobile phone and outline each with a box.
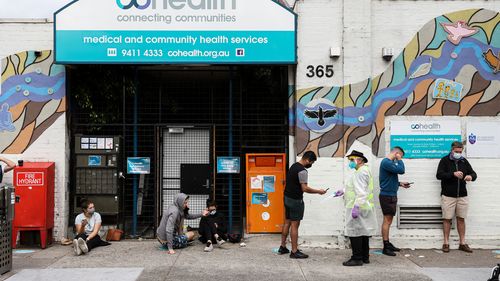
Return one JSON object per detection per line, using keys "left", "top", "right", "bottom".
{"left": 408, "top": 182, "right": 414, "bottom": 185}
{"left": 325, "top": 188, "right": 330, "bottom": 192}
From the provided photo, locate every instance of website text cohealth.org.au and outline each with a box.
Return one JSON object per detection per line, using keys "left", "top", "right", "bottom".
{"left": 168, "top": 49, "right": 229, "bottom": 59}
{"left": 116, "top": 13, "right": 237, "bottom": 24}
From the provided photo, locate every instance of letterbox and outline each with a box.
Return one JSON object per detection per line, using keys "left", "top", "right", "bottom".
{"left": 12, "top": 162, "right": 55, "bottom": 249}
{"left": 246, "top": 154, "right": 286, "bottom": 233}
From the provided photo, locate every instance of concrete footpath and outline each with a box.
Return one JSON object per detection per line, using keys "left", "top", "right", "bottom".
{"left": 1, "top": 235, "right": 499, "bottom": 281}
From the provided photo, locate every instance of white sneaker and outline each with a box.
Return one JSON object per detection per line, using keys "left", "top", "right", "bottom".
{"left": 73, "top": 239, "right": 82, "bottom": 256}
{"left": 77, "top": 238, "right": 89, "bottom": 254}
{"left": 216, "top": 238, "right": 226, "bottom": 246}
{"left": 204, "top": 242, "right": 213, "bottom": 252}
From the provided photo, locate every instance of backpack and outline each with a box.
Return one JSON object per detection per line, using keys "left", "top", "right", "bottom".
{"left": 488, "top": 264, "right": 500, "bottom": 281}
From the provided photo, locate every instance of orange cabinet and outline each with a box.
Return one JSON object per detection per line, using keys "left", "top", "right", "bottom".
{"left": 246, "top": 154, "right": 286, "bottom": 233}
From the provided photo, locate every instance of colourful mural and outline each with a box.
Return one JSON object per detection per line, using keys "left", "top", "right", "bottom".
{"left": 293, "top": 8, "right": 500, "bottom": 157}
{"left": 0, "top": 51, "right": 66, "bottom": 154}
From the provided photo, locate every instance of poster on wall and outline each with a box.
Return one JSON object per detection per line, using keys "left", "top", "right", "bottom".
{"left": 466, "top": 121, "right": 500, "bottom": 158}
{"left": 390, "top": 120, "right": 461, "bottom": 158}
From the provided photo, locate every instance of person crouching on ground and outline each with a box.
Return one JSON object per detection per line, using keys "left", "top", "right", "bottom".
{"left": 342, "top": 150, "right": 377, "bottom": 266}
{"left": 157, "top": 193, "right": 209, "bottom": 254}
{"left": 74, "top": 199, "right": 110, "bottom": 256}
{"left": 199, "top": 201, "right": 227, "bottom": 252}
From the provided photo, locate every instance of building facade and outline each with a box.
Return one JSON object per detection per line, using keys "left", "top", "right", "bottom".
{"left": 1, "top": 0, "right": 499, "bottom": 248}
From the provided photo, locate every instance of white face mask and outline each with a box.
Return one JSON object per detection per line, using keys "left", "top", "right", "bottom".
{"left": 453, "top": 152, "right": 462, "bottom": 160}
{"left": 209, "top": 210, "right": 216, "bottom": 216}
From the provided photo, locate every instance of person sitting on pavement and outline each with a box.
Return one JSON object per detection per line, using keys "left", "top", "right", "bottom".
{"left": 157, "top": 193, "right": 209, "bottom": 254}
{"left": 199, "top": 201, "right": 227, "bottom": 252}
{"left": 342, "top": 150, "right": 377, "bottom": 266}
{"left": 74, "top": 199, "right": 110, "bottom": 256}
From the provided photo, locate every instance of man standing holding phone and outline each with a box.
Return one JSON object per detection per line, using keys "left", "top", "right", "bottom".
{"left": 436, "top": 141, "right": 476, "bottom": 253}
{"left": 379, "top": 146, "right": 410, "bottom": 256}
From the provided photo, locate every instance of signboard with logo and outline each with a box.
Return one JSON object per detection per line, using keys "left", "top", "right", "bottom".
{"left": 54, "top": 0, "right": 296, "bottom": 64}
{"left": 16, "top": 172, "right": 45, "bottom": 187}
{"left": 466, "top": 121, "right": 500, "bottom": 158}
{"left": 390, "top": 120, "right": 461, "bottom": 158}
{"left": 127, "top": 157, "right": 151, "bottom": 174}
{"left": 217, "top": 156, "right": 240, "bottom": 174}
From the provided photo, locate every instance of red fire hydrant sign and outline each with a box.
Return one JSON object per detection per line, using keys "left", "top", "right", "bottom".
{"left": 16, "top": 172, "right": 45, "bottom": 186}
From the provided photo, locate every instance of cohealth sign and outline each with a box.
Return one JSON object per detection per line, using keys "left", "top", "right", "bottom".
{"left": 54, "top": 0, "right": 296, "bottom": 64}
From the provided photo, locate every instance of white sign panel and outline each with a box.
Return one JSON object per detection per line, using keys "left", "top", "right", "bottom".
{"left": 466, "top": 121, "right": 500, "bottom": 158}
{"left": 390, "top": 120, "right": 461, "bottom": 158}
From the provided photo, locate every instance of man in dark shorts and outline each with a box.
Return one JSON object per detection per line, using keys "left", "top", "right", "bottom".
{"left": 278, "top": 151, "right": 326, "bottom": 259}
{"left": 379, "top": 146, "right": 410, "bottom": 256}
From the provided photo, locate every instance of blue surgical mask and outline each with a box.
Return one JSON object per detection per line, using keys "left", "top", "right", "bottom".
{"left": 87, "top": 208, "right": 95, "bottom": 215}
{"left": 453, "top": 153, "right": 462, "bottom": 160}
{"left": 348, "top": 161, "right": 357, "bottom": 169}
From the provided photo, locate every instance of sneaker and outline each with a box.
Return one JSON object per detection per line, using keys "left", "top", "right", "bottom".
{"left": 216, "top": 237, "right": 226, "bottom": 246}
{"left": 382, "top": 247, "right": 396, "bottom": 256}
{"left": 204, "top": 242, "right": 213, "bottom": 252}
{"left": 290, "top": 250, "right": 309, "bottom": 259}
{"left": 442, "top": 244, "right": 450, "bottom": 253}
{"left": 278, "top": 246, "right": 290, "bottom": 255}
{"left": 363, "top": 258, "right": 370, "bottom": 264}
{"left": 458, "top": 244, "right": 473, "bottom": 253}
{"left": 386, "top": 242, "right": 401, "bottom": 252}
{"left": 77, "top": 238, "right": 89, "bottom": 254}
{"left": 73, "top": 239, "right": 82, "bottom": 256}
{"left": 342, "top": 259, "right": 363, "bottom": 266}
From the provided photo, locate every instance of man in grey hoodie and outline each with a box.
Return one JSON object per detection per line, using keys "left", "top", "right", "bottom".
{"left": 157, "top": 193, "right": 209, "bottom": 254}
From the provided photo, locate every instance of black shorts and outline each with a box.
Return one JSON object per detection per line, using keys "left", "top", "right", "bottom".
{"left": 379, "top": 195, "right": 398, "bottom": 216}
{"left": 284, "top": 196, "right": 305, "bottom": 221}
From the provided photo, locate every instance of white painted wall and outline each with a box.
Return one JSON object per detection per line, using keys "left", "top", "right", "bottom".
{"left": 294, "top": 0, "right": 499, "bottom": 88}
{"left": 294, "top": 0, "right": 500, "bottom": 248}
{"left": 0, "top": 19, "right": 68, "bottom": 241}
{"left": 0, "top": 116, "right": 69, "bottom": 241}
{"left": 0, "top": 19, "right": 53, "bottom": 59}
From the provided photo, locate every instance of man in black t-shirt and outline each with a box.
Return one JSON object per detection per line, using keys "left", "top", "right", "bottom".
{"left": 278, "top": 151, "right": 326, "bottom": 259}
{"left": 0, "top": 156, "right": 16, "bottom": 184}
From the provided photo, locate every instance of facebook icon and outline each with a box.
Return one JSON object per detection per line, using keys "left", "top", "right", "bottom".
{"left": 236, "top": 48, "right": 245, "bottom": 57}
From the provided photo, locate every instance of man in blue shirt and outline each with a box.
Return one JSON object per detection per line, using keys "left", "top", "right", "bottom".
{"left": 379, "top": 146, "right": 410, "bottom": 256}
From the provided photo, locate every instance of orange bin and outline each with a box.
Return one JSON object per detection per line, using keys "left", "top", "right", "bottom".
{"left": 246, "top": 154, "right": 286, "bottom": 233}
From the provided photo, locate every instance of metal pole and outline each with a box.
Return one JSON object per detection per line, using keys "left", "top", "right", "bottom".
{"left": 228, "top": 67, "right": 234, "bottom": 233}
{"left": 132, "top": 67, "right": 139, "bottom": 237}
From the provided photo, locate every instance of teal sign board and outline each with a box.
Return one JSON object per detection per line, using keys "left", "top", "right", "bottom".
{"left": 54, "top": 0, "right": 296, "bottom": 64}
{"left": 127, "top": 157, "right": 151, "bottom": 174}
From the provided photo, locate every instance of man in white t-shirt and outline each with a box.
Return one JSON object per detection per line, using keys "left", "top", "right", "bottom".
{"left": 0, "top": 156, "right": 16, "bottom": 184}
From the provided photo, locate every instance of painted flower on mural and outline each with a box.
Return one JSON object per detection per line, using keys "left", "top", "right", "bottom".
{"left": 292, "top": 9, "right": 500, "bottom": 157}
{"left": 0, "top": 51, "right": 66, "bottom": 154}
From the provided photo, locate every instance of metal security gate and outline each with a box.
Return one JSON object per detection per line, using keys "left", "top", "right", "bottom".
{"left": 161, "top": 127, "right": 212, "bottom": 228}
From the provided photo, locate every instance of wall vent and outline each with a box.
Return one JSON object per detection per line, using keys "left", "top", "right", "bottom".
{"left": 397, "top": 205, "right": 446, "bottom": 229}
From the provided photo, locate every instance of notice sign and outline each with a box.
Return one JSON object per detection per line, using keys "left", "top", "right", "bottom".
{"left": 466, "top": 121, "right": 500, "bottom": 158}
{"left": 127, "top": 157, "right": 151, "bottom": 174}
{"left": 390, "top": 120, "right": 461, "bottom": 158}
{"left": 217, "top": 157, "right": 240, "bottom": 174}
{"left": 54, "top": 0, "right": 296, "bottom": 64}
{"left": 16, "top": 172, "right": 44, "bottom": 186}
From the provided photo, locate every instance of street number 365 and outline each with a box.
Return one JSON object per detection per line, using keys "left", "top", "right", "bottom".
{"left": 306, "top": 65, "right": 334, "bottom": 78}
